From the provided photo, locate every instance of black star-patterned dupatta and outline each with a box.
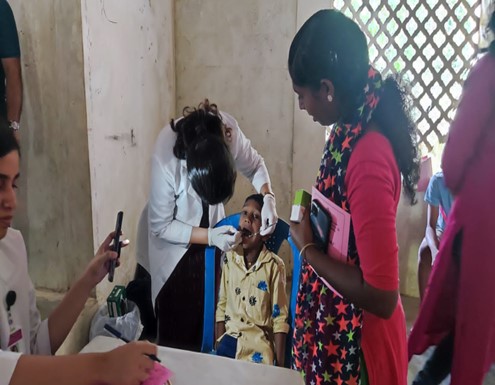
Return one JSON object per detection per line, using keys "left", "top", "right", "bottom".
{"left": 292, "top": 67, "right": 383, "bottom": 385}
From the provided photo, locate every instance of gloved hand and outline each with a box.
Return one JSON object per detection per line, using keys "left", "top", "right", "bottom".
{"left": 208, "top": 225, "right": 241, "bottom": 252}
{"left": 260, "top": 194, "right": 278, "bottom": 236}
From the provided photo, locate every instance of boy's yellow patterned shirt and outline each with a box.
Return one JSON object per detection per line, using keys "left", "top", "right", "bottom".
{"left": 216, "top": 247, "right": 290, "bottom": 365}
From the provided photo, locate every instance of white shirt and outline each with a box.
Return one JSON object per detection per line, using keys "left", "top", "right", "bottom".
{"left": 0, "top": 228, "right": 51, "bottom": 385}
{"left": 147, "top": 111, "right": 271, "bottom": 304}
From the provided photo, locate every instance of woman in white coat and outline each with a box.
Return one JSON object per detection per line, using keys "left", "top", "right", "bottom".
{"left": 0, "top": 125, "right": 157, "bottom": 385}
{"left": 148, "top": 100, "right": 278, "bottom": 350}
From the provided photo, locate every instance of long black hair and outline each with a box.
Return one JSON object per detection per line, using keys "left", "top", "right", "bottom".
{"left": 171, "top": 100, "right": 236, "bottom": 205}
{"left": 0, "top": 118, "right": 20, "bottom": 158}
{"left": 289, "top": 9, "right": 420, "bottom": 204}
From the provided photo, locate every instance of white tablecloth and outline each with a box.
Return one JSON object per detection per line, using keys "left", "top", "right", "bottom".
{"left": 81, "top": 336, "right": 304, "bottom": 385}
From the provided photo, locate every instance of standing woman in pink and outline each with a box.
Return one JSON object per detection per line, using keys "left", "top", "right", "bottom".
{"left": 288, "top": 9, "right": 419, "bottom": 385}
{"left": 409, "top": 6, "right": 495, "bottom": 385}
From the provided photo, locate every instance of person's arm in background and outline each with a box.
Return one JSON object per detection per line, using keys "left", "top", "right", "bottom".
{"left": 3, "top": 58, "right": 21, "bottom": 124}
{"left": 423, "top": 175, "right": 441, "bottom": 257}
{"left": 5, "top": 341, "right": 156, "bottom": 385}
{"left": 0, "top": 1, "right": 22, "bottom": 136}
{"left": 442, "top": 57, "right": 495, "bottom": 194}
{"left": 46, "top": 232, "right": 124, "bottom": 353}
{"left": 221, "top": 112, "right": 277, "bottom": 235}
{"left": 425, "top": 204, "right": 440, "bottom": 257}
{"left": 271, "top": 260, "right": 289, "bottom": 367}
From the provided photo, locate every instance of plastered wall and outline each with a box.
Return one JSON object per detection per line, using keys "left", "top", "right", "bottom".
{"left": 175, "top": 0, "right": 296, "bottom": 215}
{"left": 10, "top": 0, "right": 94, "bottom": 291}
{"left": 11, "top": 0, "right": 423, "bottom": 306}
{"left": 81, "top": 0, "right": 175, "bottom": 301}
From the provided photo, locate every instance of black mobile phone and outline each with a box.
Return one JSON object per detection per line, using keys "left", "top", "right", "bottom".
{"left": 309, "top": 200, "right": 332, "bottom": 250}
{"left": 108, "top": 211, "right": 124, "bottom": 282}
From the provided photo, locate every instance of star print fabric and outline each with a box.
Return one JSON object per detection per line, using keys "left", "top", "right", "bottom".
{"left": 292, "top": 67, "right": 383, "bottom": 385}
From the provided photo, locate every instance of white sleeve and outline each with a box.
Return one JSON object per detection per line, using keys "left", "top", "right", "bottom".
{"left": 222, "top": 112, "right": 271, "bottom": 192}
{"left": 28, "top": 279, "right": 51, "bottom": 355}
{"left": 0, "top": 350, "right": 21, "bottom": 385}
{"left": 148, "top": 154, "right": 193, "bottom": 245}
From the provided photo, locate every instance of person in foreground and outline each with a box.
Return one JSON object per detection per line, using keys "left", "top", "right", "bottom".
{"left": 409, "top": 5, "right": 495, "bottom": 385}
{"left": 0, "top": 123, "right": 157, "bottom": 385}
{"left": 215, "top": 194, "right": 289, "bottom": 366}
{"left": 288, "top": 9, "right": 419, "bottom": 385}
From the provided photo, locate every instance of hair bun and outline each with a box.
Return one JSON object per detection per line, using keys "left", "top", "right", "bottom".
{"left": 172, "top": 101, "right": 225, "bottom": 160}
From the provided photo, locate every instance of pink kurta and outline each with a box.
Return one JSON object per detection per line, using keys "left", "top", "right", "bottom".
{"left": 409, "top": 53, "right": 495, "bottom": 385}
{"left": 347, "top": 131, "right": 408, "bottom": 385}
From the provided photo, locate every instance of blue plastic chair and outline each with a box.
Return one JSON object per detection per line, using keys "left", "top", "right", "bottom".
{"left": 287, "top": 236, "right": 302, "bottom": 330}
{"left": 201, "top": 214, "right": 291, "bottom": 356}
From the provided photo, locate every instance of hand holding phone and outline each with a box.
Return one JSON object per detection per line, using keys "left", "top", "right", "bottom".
{"left": 309, "top": 200, "right": 332, "bottom": 250}
{"left": 108, "top": 211, "right": 124, "bottom": 282}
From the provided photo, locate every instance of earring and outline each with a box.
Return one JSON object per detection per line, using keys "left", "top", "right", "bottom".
{"left": 327, "top": 95, "right": 333, "bottom": 103}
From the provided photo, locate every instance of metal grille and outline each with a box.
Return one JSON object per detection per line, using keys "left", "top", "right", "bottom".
{"left": 331, "top": 0, "right": 482, "bottom": 153}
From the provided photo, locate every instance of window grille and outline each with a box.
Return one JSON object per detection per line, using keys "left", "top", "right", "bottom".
{"left": 331, "top": 0, "right": 482, "bottom": 153}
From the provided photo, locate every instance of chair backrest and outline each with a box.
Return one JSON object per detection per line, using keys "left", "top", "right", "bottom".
{"left": 288, "top": 236, "right": 302, "bottom": 330}
{"left": 201, "top": 214, "right": 291, "bottom": 357}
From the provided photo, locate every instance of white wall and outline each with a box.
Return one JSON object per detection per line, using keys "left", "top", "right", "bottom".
{"left": 10, "top": 0, "right": 94, "bottom": 291}
{"left": 292, "top": 1, "right": 335, "bottom": 193}
{"left": 175, "top": 0, "right": 296, "bottom": 214}
{"left": 81, "top": 0, "right": 175, "bottom": 301}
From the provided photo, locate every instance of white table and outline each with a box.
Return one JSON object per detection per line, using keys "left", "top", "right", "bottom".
{"left": 81, "top": 336, "right": 304, "bottom": 385}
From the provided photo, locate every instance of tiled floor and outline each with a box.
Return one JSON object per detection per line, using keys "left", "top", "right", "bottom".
{"left": 403, "top": 295, "right": 495, "bottom": 385}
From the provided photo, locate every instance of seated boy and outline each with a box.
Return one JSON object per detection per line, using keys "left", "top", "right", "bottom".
{"left": 215, "top": 194, "right": 289, "bottom": 366}
{"left": 417, "top": 171, "right": 453, "bottom": 301}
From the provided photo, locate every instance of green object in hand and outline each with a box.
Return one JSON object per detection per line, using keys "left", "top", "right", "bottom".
{"left": 293, "top": 189, "right": 311, "bottom": 206}
{"left": 290, "top": 189, "right": 312, "bottom": 223}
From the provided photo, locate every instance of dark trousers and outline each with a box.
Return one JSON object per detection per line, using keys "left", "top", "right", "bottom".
{"left": 155, "top": 244, "right": 206, "bottom": 352}
{"left": 412, "top": 333, "right": 455, "bottom": 385}
{"left": 155, "top": 201, "right": 222, "bottom": 352}
{"left": 126, "top": 264, "right": 157, "bottom": 341}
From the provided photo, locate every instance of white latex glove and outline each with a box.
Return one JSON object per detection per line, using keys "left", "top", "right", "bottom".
{"left": 208, "top": 225, "right": 241, "bottom": 252}
{"left": 260, "top": 194, "right": 278, "bottom": 236}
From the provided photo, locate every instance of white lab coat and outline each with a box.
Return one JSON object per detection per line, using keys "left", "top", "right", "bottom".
{"left": 0, "top": 228, "right": 51, "bottom": 385}
{"left": 147, "top": 111, "right": 271, "bottom": 305}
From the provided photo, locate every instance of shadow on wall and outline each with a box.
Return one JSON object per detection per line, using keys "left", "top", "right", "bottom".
{"left": 397, "top": 191, "right": 427, "bottom": 298}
